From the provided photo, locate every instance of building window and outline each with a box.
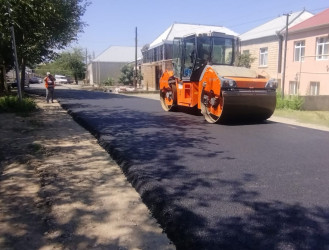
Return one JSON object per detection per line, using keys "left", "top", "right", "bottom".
{"left": 289, "top": 81, "right": 297, "bottom": 95}
{"left": 294, "top": 41, "right": 305, "bottom": 62}
{"left": 316, "top": 37, "right": 328, "bottom": 60}
{"left": 259, "top": 47, "right": 268, "bottom": 66}
{"left": 165, "top": 44, "right": 172, "bottom": 59}
{"left": 310, "top": 81, "right": 320, "bottom": 95}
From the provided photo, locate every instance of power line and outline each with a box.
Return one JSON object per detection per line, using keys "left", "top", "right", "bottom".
{"left": 226, "top": 5, "right": 329, "bottom": 31}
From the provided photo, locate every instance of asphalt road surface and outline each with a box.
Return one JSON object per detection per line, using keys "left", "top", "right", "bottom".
{"left": 29, "top": 87, "right": 329, "bottom": 250}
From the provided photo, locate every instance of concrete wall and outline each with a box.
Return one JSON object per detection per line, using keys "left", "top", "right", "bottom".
{"left": 141, "top": 60, "right": 173, "bottom": 90}
{"left": 302, "top": 96, "right": 329, "bottom": 110}
{"left": 89, "top": 62, "right": 127, "bottom": 85}
{"left": 141, "top": 63, "right": 156, "bottom": 90}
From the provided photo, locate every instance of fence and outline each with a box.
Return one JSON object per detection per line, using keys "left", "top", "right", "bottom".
{"left": 301, "top": 95, "right": 329, "bottom": 111}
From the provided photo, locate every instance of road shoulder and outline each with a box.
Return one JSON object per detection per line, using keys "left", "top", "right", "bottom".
{"left": 0, "top": 96, "right": 174, "bottom": 250}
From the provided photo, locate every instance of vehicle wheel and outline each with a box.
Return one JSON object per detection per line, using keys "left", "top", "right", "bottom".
{"left": 200, "top": 88, "right": 223, "bottom": 123}
{"left": 160, "top": 84, "right": 177, "bottom": 111}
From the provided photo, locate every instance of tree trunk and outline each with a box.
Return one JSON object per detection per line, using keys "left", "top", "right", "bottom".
{"left": 0, "top": 64, "right": 10, "bottom": 94}
{"left": 0, "top": 65, "right": 4, "bottom": 94}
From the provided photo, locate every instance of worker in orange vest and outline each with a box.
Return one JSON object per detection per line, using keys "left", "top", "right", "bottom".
{"left": 44, "top": 72, "right": 56, "bottom": 103}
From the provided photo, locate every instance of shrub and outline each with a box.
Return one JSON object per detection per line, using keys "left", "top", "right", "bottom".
{"left": 236, "top": 53, "right": 256, "bottom": 68}
{"left": 103, "top": 77, "right": 115, "bottom": 86}
{"left": 0, "top": 95, "right": 37, "bottom": 113}
{"left": 119, "top": 64, "right": 143, "bottom": 85}
{"left": 276, "top": 92, "right": 303, "bottom": 110}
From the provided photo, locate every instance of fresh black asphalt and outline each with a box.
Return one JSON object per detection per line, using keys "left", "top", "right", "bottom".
{"left": 29, "top": 88, "right": 329, "bottom": 250}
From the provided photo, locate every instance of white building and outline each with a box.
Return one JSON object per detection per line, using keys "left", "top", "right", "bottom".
{"left": 87, "top": 46, "right": 142, "bottom": 85}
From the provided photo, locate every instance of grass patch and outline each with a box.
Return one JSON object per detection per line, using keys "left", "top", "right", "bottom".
{"left": 274, "top": 109, "right": 329, "bottom": 128}
{"left": 274, "top": 92, "right": 329, "bottom": 128}
{"left": 0, "top": 95, "right": 37, "bottom": 113}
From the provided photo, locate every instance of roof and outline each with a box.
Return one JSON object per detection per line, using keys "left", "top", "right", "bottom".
{"left": 240, "top": 10, "right": 314, "bottom": 41}
{"left": 93, "top": 46, "right": 142, "bottom": 62}
{"left": 289, "top": 8, "right": 329, "bottom": 32}
{"left": 149, "top": 23, "right": 239, "bottom": 49}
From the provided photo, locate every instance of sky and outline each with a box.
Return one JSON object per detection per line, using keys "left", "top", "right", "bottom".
{"left": 74, "top": 0, "right": 329, "bottom": 58}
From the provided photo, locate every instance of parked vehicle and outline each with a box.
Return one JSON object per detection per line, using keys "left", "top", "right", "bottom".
{"left": 29, "top": 76, "right": 42, "bottom": 84}
{"left": 160, "top": 32, "right": 277, "bottom": 123}
{"left": 66, "top": 77, "right": 74, "bottom": 84}
{"left": 54, "top": 75, "right": 68, "bottom": 84}
{"left": 8, "top": 79, "right": 30, "bottom": 88}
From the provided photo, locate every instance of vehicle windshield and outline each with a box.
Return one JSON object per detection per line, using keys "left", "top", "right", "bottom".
{"left": 182, "top": 37, "right": 196, "bottom": 78}
{"left": 172, "top": 35, "right": 235, "bottom": 79}
{"left": 172, "top": 38, "right": 182, "bottom": 77}
{"left": 211, "top": 37, "right": 234, "bottom": 65}
{"left": 195, "top": 36, "right": 212, "bottom": 69}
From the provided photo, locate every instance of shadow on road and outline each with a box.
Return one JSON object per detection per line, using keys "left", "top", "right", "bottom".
{"left": 25, "top": 88, "right": 329, "bottom": 249}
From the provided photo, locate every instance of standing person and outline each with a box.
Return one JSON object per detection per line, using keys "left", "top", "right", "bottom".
{"left": 44, "top": 72, "right": 56, "bottom": 103}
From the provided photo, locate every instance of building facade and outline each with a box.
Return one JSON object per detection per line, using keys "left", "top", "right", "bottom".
{"left": 285, "top": 8, "right": 329, "bottom": 97}
{"left": 240, "top": 10, "right": 313, "bottom": 88}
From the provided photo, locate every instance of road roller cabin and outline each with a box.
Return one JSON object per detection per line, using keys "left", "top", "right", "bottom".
{"left": 159, "top": 32, "right": 278, "bottom": 123}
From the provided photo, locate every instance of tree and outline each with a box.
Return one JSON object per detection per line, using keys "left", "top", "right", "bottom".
{"left": 0, "top": 0, "right": 89, "bottom": 92}
{"left": 119, "top": 64, "right": 143, "bottom": 86}
{"left": 54, "top": 48, "right": 86, "bottom": 84}
{"left": 236, "top": 52, "right": 256, "bottom": 68}
{"left": 0, "top": 35, "right": 14, "bottom": 93}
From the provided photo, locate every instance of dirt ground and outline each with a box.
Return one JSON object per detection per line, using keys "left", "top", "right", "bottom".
{"left": 0, "top": 95, "right": 174, "bottom": 250}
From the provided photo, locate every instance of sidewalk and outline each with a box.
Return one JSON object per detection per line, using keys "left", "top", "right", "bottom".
{"left": 0, "top": 95, "right": 174, "bottom": 250}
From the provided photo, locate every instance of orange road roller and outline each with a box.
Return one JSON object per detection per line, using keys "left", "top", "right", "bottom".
{"left": 160, "top": 32, "right": 277, "bottom": 123}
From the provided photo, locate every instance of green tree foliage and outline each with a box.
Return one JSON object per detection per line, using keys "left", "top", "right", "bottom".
{"left": 0, "top": 0, "right": 89, "bottom": 92}
{"left": 119, "top": 64, "right": 143, "bottom": 86}
{"left": 119, "top": 65, "right": 133, "bottom": 85}
{"left": 34, "top": 62, "right": 67, "bottom": 78}
{"left": 103, "top": 77, "right": 115, "bottom": 86}
{"left": 54, "top": 48, "right": 85, "bottom": 83}
{"left": 236, "top": 52, "right": 256, "bottom": 68}
{"left": 35, "top": 48, "right": 85, "bottom": 83}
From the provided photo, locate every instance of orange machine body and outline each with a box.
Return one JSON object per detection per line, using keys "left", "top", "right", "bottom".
{"left": 159, "top": 33, "right": 277, "bottom": 123}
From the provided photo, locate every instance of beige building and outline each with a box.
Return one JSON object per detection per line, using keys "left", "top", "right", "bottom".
{"left": 141, "top": 23, "right": 238, "bottom": 90}
{"left": 239, "top": 10, "right": 313, "bottom": 88}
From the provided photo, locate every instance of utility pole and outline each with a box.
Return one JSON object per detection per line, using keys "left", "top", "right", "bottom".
{"left": 134, "top": 27, "right": 138, "bottom": 89}
{"left": 281, "top": 13, "right": 290, "bottom": 99}
{"left": 85, "top": 48, "right": 88, "bottom": 85}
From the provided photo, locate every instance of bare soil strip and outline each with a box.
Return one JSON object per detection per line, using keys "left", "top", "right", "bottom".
{"left": 0, "top": 96, "right": 174, "bottom": 250}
